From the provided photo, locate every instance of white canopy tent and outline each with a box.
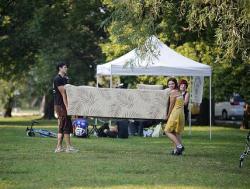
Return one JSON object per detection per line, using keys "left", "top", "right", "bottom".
{"left": 97, "top": 36, "right": 212, "bottom": 139}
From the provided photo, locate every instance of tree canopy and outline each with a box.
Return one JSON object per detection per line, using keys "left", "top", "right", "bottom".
{"left": 0, "top": 0, "right": 249, "bottom": 117}
{"left": 101, "top": 0, "right": 250, "bottom": 101}
{"left": 0, "top": 0, "right": 106, "bottom": 116}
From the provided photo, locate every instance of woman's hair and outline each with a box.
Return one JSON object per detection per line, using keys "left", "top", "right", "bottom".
{"left": 179, "top": 79, "right": 188, "bottom": 88}
{"left": 167, "top": 77, "right": 178, "bottom": 89}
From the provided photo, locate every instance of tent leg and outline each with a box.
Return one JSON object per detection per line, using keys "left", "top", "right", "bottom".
{"left": 109, "top": 74, "right": 112, "bottom": 127}
{"left": 95, "top": 75, "right": 99, "bottom": 126}
{"left": 209, "top": 76, "right": 212, "bottom": 140}
{"left": 189, "top": 76, "right": 192, "bottom": 136}
{"left": 110, "top": 75, "right": 112, "bottom": 88}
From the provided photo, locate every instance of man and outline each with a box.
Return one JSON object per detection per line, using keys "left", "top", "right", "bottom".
{"left": 241, "top": 103, "right": 250, "bottom": 129}
{"left": 53, "top": 62, "right": 78, "bottom": 153}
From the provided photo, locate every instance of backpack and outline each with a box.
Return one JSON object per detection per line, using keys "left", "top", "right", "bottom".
{"left": 72, "top": 118, "right": 88, "bottom": 138}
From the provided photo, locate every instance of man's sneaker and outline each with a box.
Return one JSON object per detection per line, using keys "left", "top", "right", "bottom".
{"left": 54, "top": 147, "right": 64, "bottom": 153}
{"left": 65, "top": 146, "right": 79, "bottom": 153}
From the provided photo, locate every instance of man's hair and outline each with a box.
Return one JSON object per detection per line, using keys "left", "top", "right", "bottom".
{"left": 56, "top": 62, "right": 67, "bottom": 71}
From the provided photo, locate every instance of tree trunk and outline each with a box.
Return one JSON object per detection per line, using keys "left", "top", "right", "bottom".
{"left": 3, "top": 97, "right": 14, "bottom": 117}
{"left": 42, "top": 93, "right": 55, "bottom": 119}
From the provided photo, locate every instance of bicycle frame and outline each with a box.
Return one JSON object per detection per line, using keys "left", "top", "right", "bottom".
{"left": 239, "top": 131, "right": 250, "bottom": 168}
{"left": 26, "top": 120, "right": 57, "bottom": 138}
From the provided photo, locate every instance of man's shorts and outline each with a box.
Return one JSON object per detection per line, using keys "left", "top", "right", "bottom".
{"left": 54, "top": 105, "right": 72, "bottom": 134}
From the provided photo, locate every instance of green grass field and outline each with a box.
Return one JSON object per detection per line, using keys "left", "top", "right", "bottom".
{"left": 0, "top": 116, "right": 249, "bottom": 189}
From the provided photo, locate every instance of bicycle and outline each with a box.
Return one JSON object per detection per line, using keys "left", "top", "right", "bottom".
{"left": 239, "top": 131, "right": 250, "bottom": 168}
{"left": 26, "top": 120, "right": 57, "bottom": 138}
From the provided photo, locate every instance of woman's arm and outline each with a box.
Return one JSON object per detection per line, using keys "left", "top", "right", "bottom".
{"left": 184, "top": 92, "right": 189, "bottom": 106}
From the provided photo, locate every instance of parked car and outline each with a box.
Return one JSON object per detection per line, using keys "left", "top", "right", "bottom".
{"left": 215, "top": 94, "right": 245, "bottom": 120}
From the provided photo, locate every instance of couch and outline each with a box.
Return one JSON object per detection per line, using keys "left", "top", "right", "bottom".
{"left": 65, "top": 84, "right": 170, "bottom": 120}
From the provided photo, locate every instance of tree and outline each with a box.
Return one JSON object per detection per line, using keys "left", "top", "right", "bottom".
{"left": 101, "top": 0, "right": 250, "bottom": 101}
{"left": 28, "top": 0, "right": 106, "bottom": 118}
{"left": 0, "top": 0, "right": 40, "bottom": 116}
{"left": 0, "top": 0, "right": 38, "bottom": 80}
{"left": 0, "top": 78, "right": 27, "bottom": 117}
{"left": 0, "top": 0, "right": 106, "bottom": 117}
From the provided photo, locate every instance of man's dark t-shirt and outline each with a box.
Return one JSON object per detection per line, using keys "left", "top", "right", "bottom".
{"left": 53, "top": 74, "right": 68, "bottom": 106}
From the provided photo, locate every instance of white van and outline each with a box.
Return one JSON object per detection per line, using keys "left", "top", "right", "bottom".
{"left": 215, "top": 94, "right": 245, "bottom": 120}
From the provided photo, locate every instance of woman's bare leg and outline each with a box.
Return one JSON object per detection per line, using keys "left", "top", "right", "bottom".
{"left": 165, "top": 131, "right": 181, "bottom": 146}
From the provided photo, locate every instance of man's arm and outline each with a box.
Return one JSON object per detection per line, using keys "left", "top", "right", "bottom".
{"left": 58, "top": 85, "right": 68, "bottom": 110}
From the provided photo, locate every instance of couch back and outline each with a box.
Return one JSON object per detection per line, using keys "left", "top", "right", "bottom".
{"left": 65, "top": 84, "right": 170, "bottom": 120}
{"left": 137, "top": 84, "right": 163, "bottom": 90}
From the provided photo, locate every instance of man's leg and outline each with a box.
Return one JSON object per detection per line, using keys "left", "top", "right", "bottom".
{"left": 64, "top": 118, "right": 79, "bottom": 152}
{"left": 56, "top": 133, "right": 63, "bottom": 149}
{"left": 55, "top": 105, "right": 65, "bottom": 152}
{"left": 55, "top": 116, "right": 65, "bottom": 152}
{"left": 64, "top": 134, "right": 71, "bottom": 148}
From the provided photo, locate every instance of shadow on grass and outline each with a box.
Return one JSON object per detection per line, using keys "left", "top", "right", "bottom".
{"left": 0, "top": 117, "right": 57, "bottom": 127}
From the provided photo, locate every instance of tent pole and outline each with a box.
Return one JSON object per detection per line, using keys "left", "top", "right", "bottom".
{"left": 189, "top": 76, "right": 192, "bottom": 136}
{"left": 96, "top": 75, "right": 99, "bottom": 88}
{"left": 109, "top": 66, "right": 112, "bottom": 126}
{"left": 95, "top": 75, "right": 99, "bottom": 126}
{"left": 209, "top": 76, "right": 212, "bottom": 140}
{"left": 110, "top": 75, "right": 112, "bottom": 88}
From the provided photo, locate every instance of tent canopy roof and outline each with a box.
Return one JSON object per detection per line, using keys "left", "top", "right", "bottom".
{"left": 97, "top": 36, "right": 211, "bottom": 77}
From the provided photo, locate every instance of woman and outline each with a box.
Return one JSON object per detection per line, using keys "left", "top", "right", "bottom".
{"left": 179, "top": 79, "right": 190, "bottom": 123}
{"left": 164, "top": 78, "right": 185, "bottom": 155}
